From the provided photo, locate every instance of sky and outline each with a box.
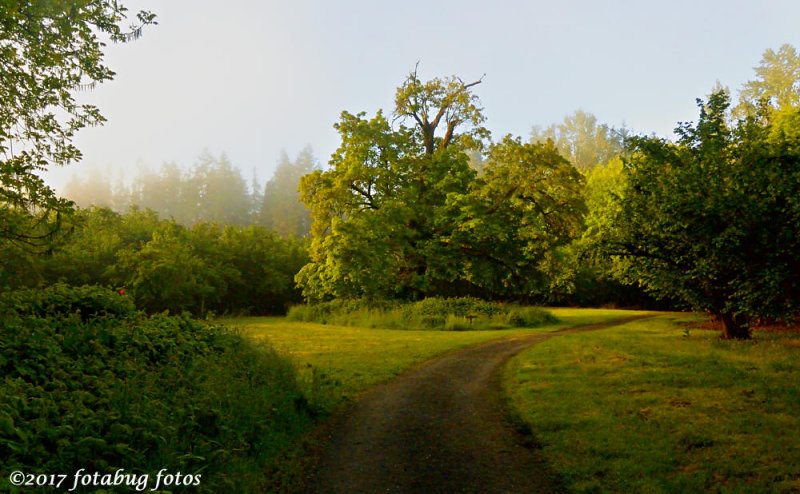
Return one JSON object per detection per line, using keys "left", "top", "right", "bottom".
{"left": 45, "top": 0, "right": 800, "bottom": 192}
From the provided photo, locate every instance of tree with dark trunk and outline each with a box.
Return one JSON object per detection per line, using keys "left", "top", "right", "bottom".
{"left": 296, "top": 71, "right": 584, "bottom": 301}
{"left": 591, "top": 90, "right": 799, "bottom": 339}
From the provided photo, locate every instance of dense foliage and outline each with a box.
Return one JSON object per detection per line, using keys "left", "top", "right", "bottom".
{"left": 0, "top": 1, "right": 154, "bottom": 248}
{"left": 592, "top": 92, "right": 800, "bottom": 338}
{"left": 0, "top": 284, "right": 317, "bottom": 493}
{"left": 1, "top": 207, "right": 308, "bottom": 315}
{"left": 287, "top": 297, "right": 556, "bottom": 331}
{"left": 297, "top": 72, "right": 585, "bottom": 301}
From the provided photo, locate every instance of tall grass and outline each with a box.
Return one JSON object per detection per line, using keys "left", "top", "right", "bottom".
{"left": 287, "top": 297, "right": 556, "bottom": 330}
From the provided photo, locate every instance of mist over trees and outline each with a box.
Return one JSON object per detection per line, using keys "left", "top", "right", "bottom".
{"left": 62, "top": 149, "right": 317, "bottom": 237}
{"left": 733, "top": 43, "right": 800, "bottom": 120}
{"left": 259, "top": 146, "right": 319, "bottom": 237}
{"left": 3, "top": 14, "right": 798, "bottom": 335}
{"left": 1, "top": 8, "right": 307, "bottom": 488}
{"left": 530, "top": 109, "right": 628, "bottom": 172}
{"left": 7, "top": 1, "right": 799, "bottom": 490}
{"left": 0, "top": 3, "right": 155, "bottom": 249}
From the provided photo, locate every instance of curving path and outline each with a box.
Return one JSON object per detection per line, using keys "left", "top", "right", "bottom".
{"left": 305, "top": 316, "right": 651, "bottom": 494}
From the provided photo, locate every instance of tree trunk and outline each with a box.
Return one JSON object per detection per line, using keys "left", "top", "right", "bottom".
{"left": 718, "top": 311, "right": 750, "bottom": 340}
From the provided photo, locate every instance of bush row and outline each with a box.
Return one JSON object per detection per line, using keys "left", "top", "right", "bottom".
{"left": 1, "top": 206, "right": 308, "bottom": 316}
{"left": 287, "top": 297, "right": 556, "bottom": 330}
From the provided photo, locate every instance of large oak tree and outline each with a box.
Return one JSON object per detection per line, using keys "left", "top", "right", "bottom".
{"left": 296, "top": 71, "right": 584, "bottom": 301}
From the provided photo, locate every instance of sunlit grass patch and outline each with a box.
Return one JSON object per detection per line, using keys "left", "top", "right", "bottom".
{"left": 548, "top": 307, "right": 658, "bottom": 326}
{"left": 504, "top": 313, "right": 800, "bottom": 493}
{"left": 223, "top": 308, "right": 641, "bottom": 411}
{"left": 225, "top": 317, "right": 550, "bottom": 410}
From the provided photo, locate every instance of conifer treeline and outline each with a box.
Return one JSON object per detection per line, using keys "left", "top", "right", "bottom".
{"left": 63, "top": 147, "right": 318, "bottom": 237}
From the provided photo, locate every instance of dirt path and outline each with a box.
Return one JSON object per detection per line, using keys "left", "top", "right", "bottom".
{"left": 305, "top": 316, "right": 651, "bottom": 493}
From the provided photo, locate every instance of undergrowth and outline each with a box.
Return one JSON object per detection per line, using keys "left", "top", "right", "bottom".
{"left": 0, "top": 284, "right": 317, "bottom": 492}
{"left": 286, "top": 297, "right": 556, "bottom": 330}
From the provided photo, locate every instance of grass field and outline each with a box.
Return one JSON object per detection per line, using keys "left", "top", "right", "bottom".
{"left": 504, "top": 313, "right": 800, "bottom": 493}
{"left": 219, "top": 308, "right": 655, "bottom": 490}
{"left": 222, "top": 308, "right": 639, "bottom": 411}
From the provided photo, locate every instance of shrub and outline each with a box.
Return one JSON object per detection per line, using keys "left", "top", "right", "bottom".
{"left": 503, "top": 307, "right": 557, "bottom": 327}
{"left": 0, "top": 285, "right": 317, "bottom": 493}
{"left": 286, "top": 298, "right": 397, "bottom": 324}
{"left": 34, "top": 208, "right": 308, "bottom": 317}
{"left": 443, "top": 314, "right": 472, "bottom": 331}
{"left": 288, "top": 297, "right": 556, "bottom": 331}
{"left": 404, "top": 297, "right": 507, "bottom": 319}
{"left": 2, "top": 282, "right": 136, "bottom": 321}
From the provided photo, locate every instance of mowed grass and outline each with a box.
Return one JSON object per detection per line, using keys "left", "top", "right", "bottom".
{"left": 504, "top": 313, "right": 800, "bottom": 493}
{"left": 222, "top": 308, "right": 639, "bottom": 411}
{"left": 218, "top": 309, "right": 653, "bottom": 490}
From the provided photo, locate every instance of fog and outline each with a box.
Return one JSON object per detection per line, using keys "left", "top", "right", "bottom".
{"left": 43, "top": 0, "right": 800, "bottom": 194}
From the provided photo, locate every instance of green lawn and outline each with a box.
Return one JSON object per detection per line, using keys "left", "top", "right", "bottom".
{"left": 221, "top": 308, "right": 638, "bottom": 411}
{"left": 218, "top": 308, "right": 656, "bottom": 490}
{"left": 504, "top": 313, "right": 800, "bottom": 493}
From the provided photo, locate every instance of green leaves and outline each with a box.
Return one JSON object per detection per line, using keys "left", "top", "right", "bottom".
{"left": 0, "top": 287, "right": 312, "bottom": 492}
{"left": 394, "top": 71, "right": 489, "bottom": 155}
{"left": 0, "top": 1, "right": 155, "bottom": 248}
{"left": 594, "top": 90, "right": 800, "bottom": 338}
{"left": 23, "top": 207, "right": 307, "bottom": 315}
{"left": 297, "top": 73, "right": 585, "bottom": 301}
{"left": 451, "top": 136, "right": 585, "bottom": 296}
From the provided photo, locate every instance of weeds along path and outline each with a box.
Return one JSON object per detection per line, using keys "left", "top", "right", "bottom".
{"left": 305, "top": 315, "right": 653, "bottom": 494}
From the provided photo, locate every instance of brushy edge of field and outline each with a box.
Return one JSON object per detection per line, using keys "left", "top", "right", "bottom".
{"left": 0, "top": 283, "right": 317, "bottom": 493}
{"left": 286, "top": 297, "right": 556, "bottom": 331}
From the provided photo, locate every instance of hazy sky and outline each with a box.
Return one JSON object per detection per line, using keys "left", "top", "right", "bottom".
{"left": 46, "top": 0, "right": 800, "bottom": 191}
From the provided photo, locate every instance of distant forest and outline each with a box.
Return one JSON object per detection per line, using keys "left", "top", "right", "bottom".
{"left": 62, "top": 146, "right": 319, "bottom": 238}
{"left": 14, "top": 43, "right": 797, "bottom": 330}
{"left": 61, "top": 110, "right": 628, "bottom": 238}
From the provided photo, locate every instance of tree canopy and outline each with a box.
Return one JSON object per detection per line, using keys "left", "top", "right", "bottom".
{"left": 592, "top": 91, "right": 800, "bottom": 338}
{"left": 531, "top": 109, "right": 627, "bottom": 172}
{"left": 296, "top": 71, "right": 584, "bottom": 301}
{"left": 0, "top": 1, "right": 155, "bottom": 247}
{"left": 734, "top": 43, "right": 800, "bottom": 120}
